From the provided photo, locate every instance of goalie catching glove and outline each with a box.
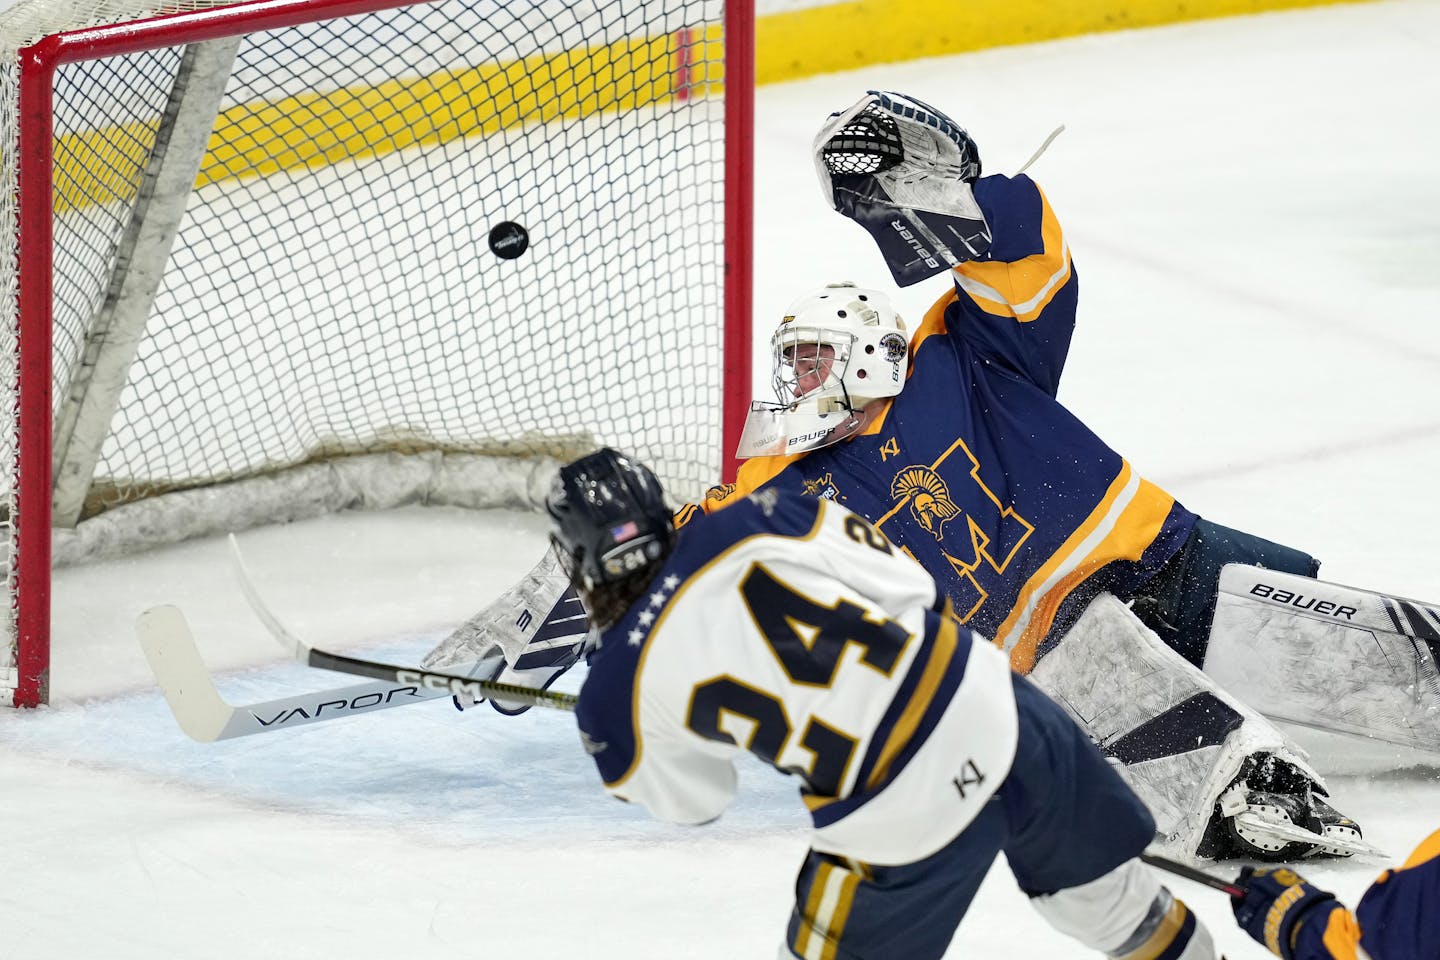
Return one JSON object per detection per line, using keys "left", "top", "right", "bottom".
{"left": 421, "top": 547, "right": 591, "bottom": 715}
{"left": 814, "top": 90, "right": 991, "bottom": 287}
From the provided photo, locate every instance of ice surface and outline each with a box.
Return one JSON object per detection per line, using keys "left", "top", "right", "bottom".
{"left": 4, "top": 2, "right": 1439, "bottom": 957}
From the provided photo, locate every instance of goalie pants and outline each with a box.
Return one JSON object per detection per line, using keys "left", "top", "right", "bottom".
{"left": 1125, "top": 517, "right": 1318, "bottom": 670}
{"left": 784, "top": 674, "right": 1157, "bottom": 960}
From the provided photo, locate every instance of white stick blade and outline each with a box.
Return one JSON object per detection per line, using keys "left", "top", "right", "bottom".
{"left": 137, "top": 605, "right": 234, "bottom": 743}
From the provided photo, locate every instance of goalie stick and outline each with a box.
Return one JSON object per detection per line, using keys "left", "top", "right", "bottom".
{"left": 227, "top": 535, "right": 578, "bottom": 712}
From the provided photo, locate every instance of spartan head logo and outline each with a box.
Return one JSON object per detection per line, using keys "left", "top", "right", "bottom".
{"left": 890, "top": 466, "right": 960, "bottom": 538}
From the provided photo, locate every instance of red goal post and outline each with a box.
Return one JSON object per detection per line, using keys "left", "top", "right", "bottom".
{"left": 1, "top": 0, "right": 754, "bottom": 707}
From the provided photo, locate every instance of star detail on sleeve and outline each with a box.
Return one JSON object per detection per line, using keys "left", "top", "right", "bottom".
{"left": 623, "top": 571, "right": 681, "bottom": 648}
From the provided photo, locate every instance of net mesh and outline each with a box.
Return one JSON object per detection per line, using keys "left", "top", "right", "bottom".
{"left": 1, "top": 0, "right": 734, "bottom": 703}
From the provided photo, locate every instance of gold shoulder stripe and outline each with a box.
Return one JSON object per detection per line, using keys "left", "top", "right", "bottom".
{"left": 701, "top": 451, "right": 798, "bottom": 515}
{"left": 953, "top": 185, "right": 1071, "bottom": 322}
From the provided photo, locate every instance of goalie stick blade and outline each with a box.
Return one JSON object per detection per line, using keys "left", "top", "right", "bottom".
{"left": 139, "top": 605, "right": 237, "bottom": 742}
{"left": 137, "top": 605, "right": 454, "bottom": 741}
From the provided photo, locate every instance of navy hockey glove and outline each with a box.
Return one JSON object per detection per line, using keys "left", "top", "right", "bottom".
{"left": 813, "top": 91, "right": 991, "bottom": 287}
{"left": 1231, "top": 865, "right": 1338, "bottom": 960}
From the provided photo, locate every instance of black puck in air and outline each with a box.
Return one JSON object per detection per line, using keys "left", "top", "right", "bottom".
{"left": 488, "top": 221, "right": 529, "bottom": 260}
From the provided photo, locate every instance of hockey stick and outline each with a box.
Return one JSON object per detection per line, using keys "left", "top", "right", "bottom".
{"left": 227, "top": 535, "right": 578, "bottom": 712}
{"left": 1139, "top": 851, "right": 1245, "bottom": 898}
{"left": 138, "top": 604, "right": 455, "bottom": 742}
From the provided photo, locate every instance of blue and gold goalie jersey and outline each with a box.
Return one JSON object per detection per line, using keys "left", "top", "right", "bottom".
{"left": 576, "top": 491, "right": 1019, "bottom": 866}
{"left": 682, "top": 173, "right": 1198, "bottom": 673}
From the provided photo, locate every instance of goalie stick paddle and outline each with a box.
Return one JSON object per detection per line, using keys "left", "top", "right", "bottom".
{"left": 227, "top": 535, "right": 578, "bottom": 713}
{"left": 137, "top": 605, "right": 455, "bottom": 742}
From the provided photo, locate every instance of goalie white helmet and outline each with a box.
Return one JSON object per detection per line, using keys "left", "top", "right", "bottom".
{"left": 773, "top": 283, "right": 910, "bottom": 407}
{"left": 736, "top": 283, "right": 910, "bottom": 459}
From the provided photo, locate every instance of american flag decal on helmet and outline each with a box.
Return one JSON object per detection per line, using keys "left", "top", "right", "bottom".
{"left": 611, "top": 521, "right": 640, "bottom": 541}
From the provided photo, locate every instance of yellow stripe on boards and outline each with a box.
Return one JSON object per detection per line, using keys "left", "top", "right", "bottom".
{"left": 50, "top": 24, "right": 725, "bottom": 213}
{"left": 49, "top": 1, "right": 1378, "bottom": 207}
{"left": 756, "top": 0, "right": 1377, "bottom": 85}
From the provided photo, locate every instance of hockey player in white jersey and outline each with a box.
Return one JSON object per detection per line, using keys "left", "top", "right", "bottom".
{"left": 547, "top": 447, "right": 1221, "bottom": 960}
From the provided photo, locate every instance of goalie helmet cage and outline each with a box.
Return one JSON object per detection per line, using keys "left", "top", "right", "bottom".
{"left": 1, "top": 0, "right": 755, "bottom": 707}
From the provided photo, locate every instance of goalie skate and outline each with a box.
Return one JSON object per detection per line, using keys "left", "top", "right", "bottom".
{"left": 1207, "top": 755, "right": 1384, "bottom": 861}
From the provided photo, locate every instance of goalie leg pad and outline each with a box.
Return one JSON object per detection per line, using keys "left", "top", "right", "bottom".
{"left": 1029, "top": 594, "right": 1347, "bottom": 861}
{"left": 1205, "top": 564, "right": 1440, "bottom": 756}
{"left": 1126, "top": 518, "right": 1318, "bottom": 669}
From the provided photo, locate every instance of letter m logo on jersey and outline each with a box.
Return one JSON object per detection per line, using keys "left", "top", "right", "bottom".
{"left": 879, "top": 439, "right": 1034, "bottom": 623}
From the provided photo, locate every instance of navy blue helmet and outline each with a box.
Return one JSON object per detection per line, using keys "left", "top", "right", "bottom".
{"left": 545, "top": 448, "right": 676, "bottom": 591}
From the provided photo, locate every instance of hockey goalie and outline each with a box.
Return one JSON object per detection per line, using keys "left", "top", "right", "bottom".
{"left": 425, "top": 91, "right": 1440, "bottom": 862}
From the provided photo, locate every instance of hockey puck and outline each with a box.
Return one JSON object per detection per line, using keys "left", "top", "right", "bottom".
{"left": 488, "top": 221, "right": 529, "bottom": 260}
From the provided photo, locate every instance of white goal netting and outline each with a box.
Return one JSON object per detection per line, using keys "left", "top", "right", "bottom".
{"left": 1, "top": 0, "right": 746, "bottom": 704}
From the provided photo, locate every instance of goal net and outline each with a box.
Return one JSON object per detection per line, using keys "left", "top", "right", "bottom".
{"left": 1, "top": 0, "right": 754, "bottom": 706}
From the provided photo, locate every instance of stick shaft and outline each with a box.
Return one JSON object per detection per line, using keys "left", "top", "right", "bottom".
{"left": 230, "top": 534, "right": 577, "bottom": 711}
{"left": 1140, "top": 852, "right": 1246, "bottom": 898}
